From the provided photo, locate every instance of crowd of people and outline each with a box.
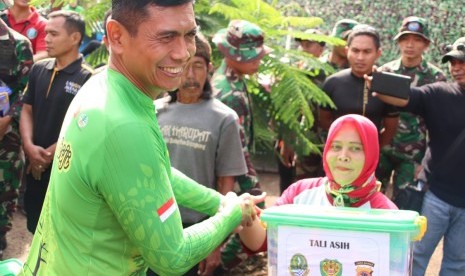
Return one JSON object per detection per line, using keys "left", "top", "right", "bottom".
{"left": 0, "top": 0, "right": 464, "bottom": 275}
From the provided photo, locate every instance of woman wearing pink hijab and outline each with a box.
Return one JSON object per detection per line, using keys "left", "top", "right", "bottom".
{"left": 239, "top": 114, "right": 397, "bottom": 252}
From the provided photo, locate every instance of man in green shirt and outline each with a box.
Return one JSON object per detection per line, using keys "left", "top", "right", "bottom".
{"left": 21, "top": 1, "right": 262, "bottom": 275}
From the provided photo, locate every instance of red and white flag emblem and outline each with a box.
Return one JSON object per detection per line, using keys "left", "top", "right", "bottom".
{"left": 157, "top": 197, "right": 176, "bottom": 222}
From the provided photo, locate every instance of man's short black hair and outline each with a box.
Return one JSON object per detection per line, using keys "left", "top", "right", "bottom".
{"left": 111, "top": 0, "right": 193, "bottom": 35}
{"left": 48, "top": 10, "right": 86, "bottom": 45}
{"left": 102, "top": 8, "right": 112, "bottom": 37}
{"left": 347, "top": 24, "right": 381, "bottom": 50}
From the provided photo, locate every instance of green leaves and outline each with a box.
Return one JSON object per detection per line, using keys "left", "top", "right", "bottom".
{"left": 208, "top": 0, "right": 332, "bottom": 155}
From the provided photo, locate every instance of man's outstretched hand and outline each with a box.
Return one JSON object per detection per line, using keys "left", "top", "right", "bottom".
{"left": 220, "top": 191, "right": 266, "bottom": 230}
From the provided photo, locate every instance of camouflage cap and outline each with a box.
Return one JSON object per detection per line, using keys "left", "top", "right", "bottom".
{"left": 394, "top": 16, "right": 430, "bottom": 42}
{"left": 294, "top": 28, "right": 324, "bottom": 43}
{"left": 0, "top": 0, "right": 12, "bottom": 11}
{"left": 213, "top": 19, "right": 272, "bottom": 62}
{"left": 442, "top": 37, "right": 465, "bottom": 63}
{"left": 331, "top": 19, "right": 359, "bottom": 40}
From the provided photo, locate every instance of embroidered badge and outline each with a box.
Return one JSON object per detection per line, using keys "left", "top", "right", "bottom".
{"left": 26, "top": 27, "right": 38, "bottom": 39}
{"left": 320, "top": 259, "right": 342, "bottom": 276}
{"left": 57, "top": 139, "right": 72, "bottom": 172}
{"left": 355, "top": 261, "right": 375, "bottom": 276}
{"left": 157, "top": 197, "right": 176, "bottom": 222}
{"left": 289, "top": 253, "right": 309, "bottom": 276}
{"left": 77, "top": 113, "right": 88, "bottom": 128}
{"left": 64, "top": 81, "right": 82, "bottom": 95}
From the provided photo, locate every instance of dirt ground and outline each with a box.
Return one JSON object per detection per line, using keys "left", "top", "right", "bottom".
{"left": 3, "top": 172, "right": 442, "bottom": 275}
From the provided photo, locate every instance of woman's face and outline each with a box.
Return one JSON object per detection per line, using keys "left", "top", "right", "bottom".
{"left": 325, "top": 124, "right": 365, "bottom": 186}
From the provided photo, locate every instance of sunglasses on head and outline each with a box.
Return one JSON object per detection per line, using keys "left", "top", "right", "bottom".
{"left": 404, "top": 21, "right": 424, "bottom": 33}
{"left": 445, "top": 43, "right": 465, "bottom": 52}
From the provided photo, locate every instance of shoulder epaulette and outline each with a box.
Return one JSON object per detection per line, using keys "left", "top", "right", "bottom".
{"left": 81, "top": 63, "right": 95, "bottom": 74}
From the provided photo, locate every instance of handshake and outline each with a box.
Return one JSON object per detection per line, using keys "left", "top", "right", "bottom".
{"left": 220, "top": 191, "right": 266, "bottom": 231}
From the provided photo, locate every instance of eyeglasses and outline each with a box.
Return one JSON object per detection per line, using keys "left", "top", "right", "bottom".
{"left": 445, "top": 43, "right": 465, "bottom": 52}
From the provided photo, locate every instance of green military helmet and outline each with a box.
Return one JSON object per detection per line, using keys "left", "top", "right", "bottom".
{"left": 0, "top": 0, "right": 12, "bottom": 11}
{"left": 331, "top": 19, "right": 359, "bottom": 40}
{"left": 394, "top": 16, "right": 430, "bottom": 42}
{"left": 213, "top": 19, "right": 272, "bottom": 62}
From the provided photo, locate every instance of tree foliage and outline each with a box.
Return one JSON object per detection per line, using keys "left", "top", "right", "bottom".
{"left": 208, "top": 0, "right": 334, "bottom": 155}
{"left": 30, "top": 0, "right": 465, "bottom": 155}
{"left": 290, "top": 0, "right": 465, "bottom": 74}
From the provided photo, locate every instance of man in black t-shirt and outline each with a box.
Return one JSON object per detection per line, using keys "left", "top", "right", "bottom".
{"left": 320, "top": 24, "right": 399, "bottom": 148}
{"left": 19, "top": 10, "right": 93, "bottom": 233}
{"left": 373, "top": 36, "right": 465, "bottom": 276}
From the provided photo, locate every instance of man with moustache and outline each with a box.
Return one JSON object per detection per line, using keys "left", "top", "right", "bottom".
{"left": 154, "top": 33, "right": 247, "bottom": 276}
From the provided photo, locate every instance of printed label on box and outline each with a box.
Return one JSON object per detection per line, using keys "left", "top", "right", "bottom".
{"left": 278, "top": 226, "right": 390, "bottom": 275}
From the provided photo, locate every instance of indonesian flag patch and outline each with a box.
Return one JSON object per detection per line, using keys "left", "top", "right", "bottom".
{"left": 157, "top": 197, "right": 177, "bottom": 222}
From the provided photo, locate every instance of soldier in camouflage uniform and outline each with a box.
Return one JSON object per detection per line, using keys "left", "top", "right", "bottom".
{"left": 320, "top": 19, "right": 359, "bottom": 71}
{"left": 276, "top": 29, "right": 327, "bottom": 194}
{"left": 0, "top": 0, "right": 33, "bottom": 257}
{"left": 287, "top": 22, "right": 358, "bottom": 185}
{"left": 211, "top": 19, "right": 271, "bottom": 271}
{"left": 377, "top": 16, "right": 446, "bottom": 200}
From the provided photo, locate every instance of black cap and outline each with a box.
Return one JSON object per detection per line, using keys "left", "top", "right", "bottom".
{"left": 442, "top": 37, "right": 465, "bottom": 63}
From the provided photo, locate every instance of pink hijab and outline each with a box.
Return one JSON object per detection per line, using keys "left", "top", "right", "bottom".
{"left": 323, "top": 114, "right": 380, "bottom": 207}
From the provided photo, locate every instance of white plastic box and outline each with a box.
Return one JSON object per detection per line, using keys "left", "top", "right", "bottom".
{"left": 261, "top": 205, "right": 426, "bottom": 276}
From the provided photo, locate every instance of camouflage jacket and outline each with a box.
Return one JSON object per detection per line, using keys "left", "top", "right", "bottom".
{"left": 211, "top": 60, "right": 253, "bottom": 152}
{"left": 0, "top": 27, "right": 33, "bottom": 131}
{"left": 380, "top": 58, "right": 446, "bottom": 162}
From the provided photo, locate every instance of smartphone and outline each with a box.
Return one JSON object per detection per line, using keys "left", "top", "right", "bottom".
{"left": 371, "top": 71, "right": 411, "bottom": 99}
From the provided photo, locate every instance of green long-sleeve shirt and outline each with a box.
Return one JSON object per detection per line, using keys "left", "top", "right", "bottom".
{"left": 21, "top": 69, "right": 242, "bottom": 275}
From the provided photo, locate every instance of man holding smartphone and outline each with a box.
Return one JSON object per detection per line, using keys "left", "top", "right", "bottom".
{"left": 372, "top": 36, "right": 465, "bottom": 276}
{"left": 376, "top": 16, "right": 446, "bottom": 198}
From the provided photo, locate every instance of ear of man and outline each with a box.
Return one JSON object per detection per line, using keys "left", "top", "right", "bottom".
{"left": 376, "top": 48, "right": 382, "bottom": 59}
{"left": 70, "top": 31, "right": 82, "bottom": 47}
{"left": 106, "top": 19, "right": 130, "bottom": 55}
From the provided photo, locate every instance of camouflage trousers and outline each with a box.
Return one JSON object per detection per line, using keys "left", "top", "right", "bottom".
{"left": 0, "top": 131, "right": 23, "bottom": 240}
{"left": 377, "top": 147, "right": 419, "bottom": 195}
{"left": 220, "top": 151, "right": 264, "bottom": 270}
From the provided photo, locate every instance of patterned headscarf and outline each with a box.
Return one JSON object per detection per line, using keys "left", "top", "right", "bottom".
{"left": 323, "top": 114, "right": 380, "bottom": 207}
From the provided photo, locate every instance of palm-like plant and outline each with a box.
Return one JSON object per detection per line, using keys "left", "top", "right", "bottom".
{"left": 32, "top": 0, "right": 336, "bottom": 156}
{"left": 207, "top": 0, "right": 339, "bottom": 155}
